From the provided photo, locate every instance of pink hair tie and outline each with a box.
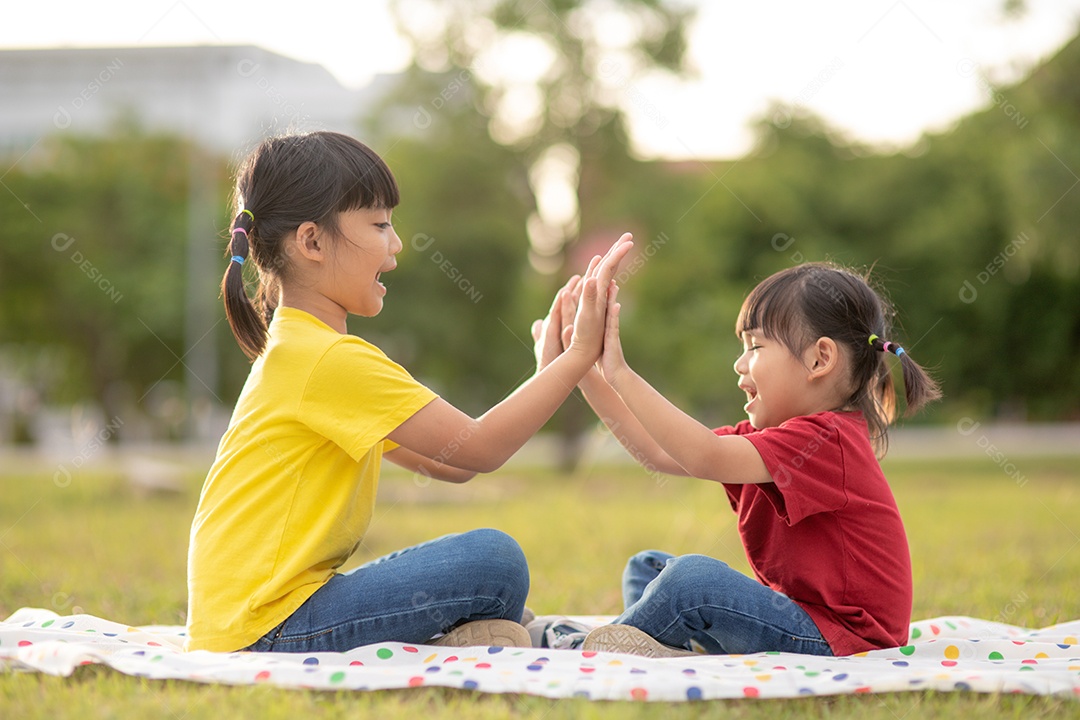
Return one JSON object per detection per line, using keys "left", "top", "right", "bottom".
{"left": 233, "top": 227, "right": 248, "bottom": 237}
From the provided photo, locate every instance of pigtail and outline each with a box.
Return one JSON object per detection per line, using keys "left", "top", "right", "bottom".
{"left": 221, "top": 210, "right": 269, "bottom": 361}
{"left": 868, "top": 335, "right": 942, "bottom": 417}
{"left": 897, "top": 352, "right": 942, "bottom": 416}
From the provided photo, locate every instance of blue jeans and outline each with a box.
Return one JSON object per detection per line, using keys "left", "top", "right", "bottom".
{"left": 615, "top": 550, "right": 834, "bottom": 656}
{"left": 244, "top": 528, "right": 529, "bottom": 653}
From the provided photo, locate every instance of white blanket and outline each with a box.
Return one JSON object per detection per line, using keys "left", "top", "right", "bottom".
{"left": 1, "top": 609, "right": 1078, "bottom": 701}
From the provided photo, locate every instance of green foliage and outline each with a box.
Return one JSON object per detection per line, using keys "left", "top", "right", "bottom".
{"left": 0, "top": 130, "right": 232, "bottom": 425}
{"left": 2, "top": 33, "right": 1079, "bottom": 434}
{"left": 594, "top": 38, "right": 1080, "bottom": 423}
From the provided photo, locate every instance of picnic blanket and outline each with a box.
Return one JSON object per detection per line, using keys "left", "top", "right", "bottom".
{"left": 1, "top": 608, "right": 1078, "bottom": 701}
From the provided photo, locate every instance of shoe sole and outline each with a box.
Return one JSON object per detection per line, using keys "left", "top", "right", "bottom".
{"left": 582, "top": 624, "right": 696, "bottom": 658}
{"left": 431, "top": 619, "right": 531, "bottom": 648}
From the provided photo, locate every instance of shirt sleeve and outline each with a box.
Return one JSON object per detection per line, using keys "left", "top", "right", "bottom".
{"left": 299, "top": 337, "right": 438, "bottom": 461}
{"left": 741, "top": 414, "right": 850, "bottom": 525}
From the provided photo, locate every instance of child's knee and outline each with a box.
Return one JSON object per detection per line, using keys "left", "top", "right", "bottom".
{"left": 459, "top": 528, "right": 529, "bottom": 591}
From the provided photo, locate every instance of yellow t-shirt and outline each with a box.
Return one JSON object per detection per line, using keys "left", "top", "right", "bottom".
{"left": 185, "top": 307, "right": 438, "bottom": 652}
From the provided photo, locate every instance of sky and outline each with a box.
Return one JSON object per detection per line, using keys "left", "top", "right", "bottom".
{"left": 3, "top": 0, "right": 1079, "bottom": 159}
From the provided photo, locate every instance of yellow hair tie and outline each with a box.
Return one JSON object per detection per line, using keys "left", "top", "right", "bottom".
{"left": 241, "top": 209, "right": 254, "bottom": 222}
{"left": 868, "top": 334, "right": 879, "bottom": 345}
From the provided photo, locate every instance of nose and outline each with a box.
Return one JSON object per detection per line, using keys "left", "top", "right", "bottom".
{"left": 733, "top": 349, "right": 749, "bottom": 376}
{"left": 390, "top": 227, "right": 403, "bottom": 255}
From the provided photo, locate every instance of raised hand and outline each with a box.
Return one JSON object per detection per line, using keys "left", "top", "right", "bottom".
{"left": 567, "top": 233, "right": 633, "bottom": 361}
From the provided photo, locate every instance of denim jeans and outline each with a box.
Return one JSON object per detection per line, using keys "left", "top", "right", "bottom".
{"left": 615, "top": 550, "right": 834, "bottom": 656}
{"left": 243, "top": 528, "right": 529, "bottom": 653}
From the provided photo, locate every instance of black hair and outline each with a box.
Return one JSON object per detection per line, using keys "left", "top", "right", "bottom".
{"left": 736, "top": 262, "right": 942, "bottom": 456}
{"left": 221, "top": 132, "right": 399, "bottom": 360}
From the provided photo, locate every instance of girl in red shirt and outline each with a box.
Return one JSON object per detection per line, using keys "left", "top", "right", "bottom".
{"left": 542, "top": 262, "right": 940, "bottom": 657}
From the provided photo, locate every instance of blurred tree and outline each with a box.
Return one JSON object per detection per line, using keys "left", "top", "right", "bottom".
{"left": 0, "top": 127, "right": 230, "bottom": 440}
{"left": 387, "top": 0, "right": 696, "bottom": 467}
{"left": 356, "top": 66, "right": 535, "bottom": 417}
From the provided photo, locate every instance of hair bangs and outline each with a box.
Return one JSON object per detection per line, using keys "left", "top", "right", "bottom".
{"left": 735, "top": 270, "right": 811, "bottom": 355}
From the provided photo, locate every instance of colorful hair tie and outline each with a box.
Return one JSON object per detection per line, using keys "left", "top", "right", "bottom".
{"left": 230, "top": 255, "right": 245, "bottom": 265}
{"left": 868, "top": 334, "right": 879, "bottom": 346}
{"left": 241, "top": 209, "right": 254, "bottom": 222}
{"left": 233, "top": 227, "right": 248, "bottom": 237}
{"left": 895, "top": 347, "right": 906, "bottom": 358}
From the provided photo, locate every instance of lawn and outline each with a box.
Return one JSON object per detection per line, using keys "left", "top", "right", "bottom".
{"left": 1, "top": 450, "right": 1078, "bottom": 718}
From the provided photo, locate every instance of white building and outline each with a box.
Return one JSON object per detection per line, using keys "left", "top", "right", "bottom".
{"left": 0, "top": 45, "right": 392, "bottom": 154}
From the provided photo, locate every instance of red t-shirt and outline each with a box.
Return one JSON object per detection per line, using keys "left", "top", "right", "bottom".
{"left": 717, "top": 411, "right": 911, "bottom": 656}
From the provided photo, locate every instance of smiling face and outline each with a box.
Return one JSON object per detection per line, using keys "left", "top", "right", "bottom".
{"left": 733, "top": 329, "right": 822, "bottom": 429}
{"left": 324, "top": 207, "right": 402, "bottom": 317}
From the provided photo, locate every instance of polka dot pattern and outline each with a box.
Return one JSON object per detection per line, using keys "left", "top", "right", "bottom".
{"left": 0, "top": 610, "right": 1078, "bottom": 701}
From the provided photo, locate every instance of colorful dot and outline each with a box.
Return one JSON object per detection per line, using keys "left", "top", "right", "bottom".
{"left": 330, "top": 671, "right": 345, "bottom": 683}
{"left": 302, "top": 657, "right": 318, "bottom": 665}
{"left": 526, "top": 664, "right": 544, "bottom": 672}
{"left": 376, "top": 648, "right": 393, "bottom": 659}
{"left": 686, "top": 687, "right": 702, "bottom": 700}
{"left": 408, "top": 676, "right": 424, "bottom": 687}
{"left": 742, "top": 687, "right": 760, "bottom": 698}
{"left": 630, "top": 688, "right": 648, "bottom": 701}
{"left": 929, "top": 625, "right": 941, "bottom": 635}
{"left": 486, "top": 647, "right": 504, "bottom": 654}
{"left": 988, "top": 651, "right": 1004, "bottom": 660}
{"left": 349, "top": 660, "right": 364, "bottom": 666}
{"left": 17, "top": 640, "right": 32, "bottom": 647}
{"left": 941, "top": 660, "right": 957, "bottom": 667}
{"left": 475, "top": 663, "right": 491, "bottom": 669}
{"left": 254, "top": 671, "right": 271, "bottom": 682}
{"left": 944, "top": 645, "right": 960, "bottom": 660}
{"left": 1065, "top": 636, "right": 1078, "bottom": 645}
{"left": 893, "top": 661, "right": 909, "bottom": 667}
{"left": 462, "top": 680, "right": 478, "bottom": 690}
{"left": 443, "top": 656, "right": 458, "bottom": 663}
{"left": 911, "top": 627, "right": 922, "bottom": 639}
{"left": 834, "top": 673, "right": 849, "bottom": 681}
{"left": 899, "top": 645, "right": 916, "bottom": 656}
{"left": 41, "top": 620, "right": 54, "bottom": 628}
{"left": 403, "top": 646, "right": 418, "bottom": 653}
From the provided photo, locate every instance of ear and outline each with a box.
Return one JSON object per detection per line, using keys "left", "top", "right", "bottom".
{"left": 291, "top": 221, "right": 324, "bottom": 263}
{"left": 805, "top": 336, "right": 840, "bottom": 381}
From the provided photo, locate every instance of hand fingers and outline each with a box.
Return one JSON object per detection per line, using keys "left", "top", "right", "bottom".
{"left": 583, "top": 254, "right": 602, "bottom": 281}
{"left": 561, "top": 324, "right": 573, "bottom": 347}
{"left": 595, "top": 237, "right": 634, "bottom": 291}
{"left": 561, "top": 276, "right": 581, "bottom": 330}
{"left": 531, "top": 319, "right": 543, "bottom": 342}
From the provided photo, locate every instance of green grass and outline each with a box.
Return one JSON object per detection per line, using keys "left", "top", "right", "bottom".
{"left": 1, "top": 453, "right": 1078, "bottom": 718}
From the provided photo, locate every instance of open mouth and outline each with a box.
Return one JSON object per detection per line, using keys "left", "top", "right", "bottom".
{"left": 740, "top": 385, "right": 758, "bottom": 410}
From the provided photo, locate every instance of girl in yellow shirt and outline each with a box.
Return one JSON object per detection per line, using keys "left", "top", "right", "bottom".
{"left": 186, "top": 131, "right": 631, "bottom": 653}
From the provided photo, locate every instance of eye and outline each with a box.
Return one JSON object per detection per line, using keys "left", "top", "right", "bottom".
{"left": 376, "top": 222, "right": 393, "bottom": 230}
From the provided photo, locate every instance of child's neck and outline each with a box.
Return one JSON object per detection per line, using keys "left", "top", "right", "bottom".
{"left": 279, "top": 287, "right": 348, "bottom": 334}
